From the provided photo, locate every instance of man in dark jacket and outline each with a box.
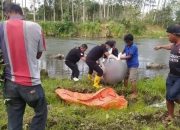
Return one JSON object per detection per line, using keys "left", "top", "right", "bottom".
{"left": 65, "top": 44, "right": 88, "bottom": 81}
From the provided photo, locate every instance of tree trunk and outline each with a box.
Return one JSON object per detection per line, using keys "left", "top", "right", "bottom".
{"left": 99, "top": 0, "right": 102, "bottom": 20}
{"left": 21, "top": 0, "right": 24, "bottom": 14}
{"left": 153, "top": 0, "right": 161, "bottom": 23}
{"left": 25, "top": 0, "right": 26, "bottom": 8}
{"left": 21, "top": 0, "right": 23, "bottom": 7}
{"left": 53, "top": 0, "right": 56, "bottom": 22}
{"left": 1, "top": 0, "right": 3, "bottom": 20}
{"left": 163, "top": 0, "right": 167, "bottom": 8}
{"left": 53, "top": 7, "right": 56, "bottom": 22}
{"left": 43, "top": 0, "right": 46, "bottom": 22}
{"left": 60, "top": 0, "right": 63, "bottom": 21}
{"left": 33, "top": 0, "right": 36, "bottom": 21}
{"left": 107, "top": 1, "right": 110, "bottom": 20}
{"left": 111, "top": 2, "right": 114, "bottom": 18}
{"left": 103, "top": 0, "right": 106, "bottom": 18}
{"left": 83, "top": 0, "right": 85, "bottom": 22}
{"left": 72, "top": 0, "right": 74, "bottom": 22}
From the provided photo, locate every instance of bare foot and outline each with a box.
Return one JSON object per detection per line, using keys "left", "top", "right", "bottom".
{"left": 129, "top": 93, "right": 138, "bottom": 99}
{"left": 162, "top": 115, "right": 174, "bottom": 126}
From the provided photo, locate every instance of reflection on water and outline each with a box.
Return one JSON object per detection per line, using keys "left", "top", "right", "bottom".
{"left": 39, "top": 38, "right": 170, "bottom": 79}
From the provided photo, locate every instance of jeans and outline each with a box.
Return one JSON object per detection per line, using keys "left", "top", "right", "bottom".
{"left": 86, "top": 60, "right": 103, "bottom": 76}
{"left": 166, "top": 74, "right": 180, "bottom": 101}
{"left": 65, "top": 61, "right": 79, "bottom": 78}
{"left": 3, "top": 79, "right": 47, "bottom": 130}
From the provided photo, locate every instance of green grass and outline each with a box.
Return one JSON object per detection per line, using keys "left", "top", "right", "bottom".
{"left": 0, "top": 76, "right": 179, "bottom": 130}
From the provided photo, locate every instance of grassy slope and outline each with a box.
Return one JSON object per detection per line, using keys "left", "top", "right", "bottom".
{"left": 0, "top": 76, "right": 179, "bottom": 130}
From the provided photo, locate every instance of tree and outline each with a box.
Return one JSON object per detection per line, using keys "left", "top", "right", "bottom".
{"left": 82, "top": 0, "right": 85, "bottom": 22}
{"left": 1, "top": 0, "right": 3, "bottom": 20}
{"left": 72, "top": 0, "right": 74, "bottom": 22}
{"left": 60, "top": 0, "right": 64, "bottom": 21}
{"left": 175, "top": 10, "right": 180, "bottom": 23}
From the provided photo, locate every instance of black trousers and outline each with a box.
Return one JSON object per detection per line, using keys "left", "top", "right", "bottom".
{"left": 65, "top": 61, "right": 79, "bottom": 78}
{"left": 86, "top": 60, "right": 103, "bottom": 77}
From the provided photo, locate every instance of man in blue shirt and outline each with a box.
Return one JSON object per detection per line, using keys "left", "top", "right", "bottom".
{"left": 121, "top": 34, "right": 139, "bottom": 99}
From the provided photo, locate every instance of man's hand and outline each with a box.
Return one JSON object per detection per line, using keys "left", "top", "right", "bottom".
{"left": 154, "top": 46, "right": 161, "bottom": 50}
{"left": 36, "top": 52, "right": 42, "bottom": 59}
{"left": 108, "top": 54, "right": 119, "bottom": 60}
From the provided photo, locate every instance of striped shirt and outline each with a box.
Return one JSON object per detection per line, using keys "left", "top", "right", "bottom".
{"left": 0, "top": 16, "right": 46, "bottom": 86}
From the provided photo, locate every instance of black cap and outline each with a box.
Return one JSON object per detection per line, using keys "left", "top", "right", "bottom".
{"left": 166, "top": 24, "right": 180, "bottom": 36}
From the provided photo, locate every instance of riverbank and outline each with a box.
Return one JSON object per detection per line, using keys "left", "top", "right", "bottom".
{"left": 39, "top": 21, "right": 166, "bottom": 38}
{"left": 0, "top": 76, "right": 179, "bottom": 130}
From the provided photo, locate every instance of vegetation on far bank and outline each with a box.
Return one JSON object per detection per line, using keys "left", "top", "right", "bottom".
{"left": 0, "top": 75, "right": 180, "bottom": 130}
{"left": 40, "top": 21, "right": 166, "bottom": 38}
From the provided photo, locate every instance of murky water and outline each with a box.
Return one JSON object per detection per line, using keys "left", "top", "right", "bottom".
{"left": 39, "top": 38, "right": 170, "bottom": 79}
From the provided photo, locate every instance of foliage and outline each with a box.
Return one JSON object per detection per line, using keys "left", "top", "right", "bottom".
{"left": 145, "top": 6, "right": 174, "bottom": 28}
{"left": 108, "top": 21, "right": 126, "bottom": 37}
{"left": 175, "top": 10, "right": 180, "bottom": 24}
{"left": 129, "top": 21, "right": 146, "bottom": 35}
{"left": 78, "top": 21, "right": 101, "bottom": 37}
{"left": 39, "top": 21, "right": 166, "bottom": 38}
{"left": 39, "top": 21, "right": 77, "bottom": 37}
{"left": 154, "top": 6, "right": 174, "bottom": 27}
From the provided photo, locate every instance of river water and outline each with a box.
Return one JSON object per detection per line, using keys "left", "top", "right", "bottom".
{"left": 39, "top": 38, "right": 170, "bottom": 79}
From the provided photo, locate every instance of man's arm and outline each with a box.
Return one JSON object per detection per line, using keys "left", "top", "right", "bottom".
{"left": 120, "top": 54, "right": 131, "bottom": 60}
{"left": 37, "top": 26, "right": 46, "bottom": 59}
{"left": 104, "top": 52, "right": 119, "bottom": 60}
{"left": 154, "top": 43, "right": 173, "bottom": 50}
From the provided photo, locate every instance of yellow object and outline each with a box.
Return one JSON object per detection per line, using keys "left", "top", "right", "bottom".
{"left": 88, "top": 74, "right": 93, "bottom": 81}
{"left": 93, "top": 75, "right": 102, "bottom": 89}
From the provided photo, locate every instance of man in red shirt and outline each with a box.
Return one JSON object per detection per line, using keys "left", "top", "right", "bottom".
{"left": 0, "top": 3, "right": 47, "bottom": 130}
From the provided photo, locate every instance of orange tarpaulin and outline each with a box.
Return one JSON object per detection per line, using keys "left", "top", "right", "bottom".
{"left": 55, "top": 87, "right": 128, "bottom": 109}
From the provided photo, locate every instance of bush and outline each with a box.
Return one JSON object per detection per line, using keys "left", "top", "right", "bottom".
{"left": 108, "top": 21, "right": 126, "bottom": 37}
{"left": 78, "top": 21, "right": 101, "bottom": 37}
{"left": 39, "top": 21, "right": 166, "bottom": 38}
{"left": 39, "top": 21, "right": 77, "bottom": 37}
{"left": 129, "top": 21, "right": 146, "bottom": 35}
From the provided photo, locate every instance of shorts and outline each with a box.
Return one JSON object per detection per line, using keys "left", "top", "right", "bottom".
{"left": 125, "top": 68, "right": 138, "bottom": 81}
{"left": 166, "top": 74, "right": 180, "bottom": 101}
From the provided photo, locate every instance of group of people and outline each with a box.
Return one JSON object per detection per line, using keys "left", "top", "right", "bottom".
{"left": 65, "top": 34, "right": 139, "bottom": 98}
{"left": 0, "top": 2, "right": 179, "bottom": 130}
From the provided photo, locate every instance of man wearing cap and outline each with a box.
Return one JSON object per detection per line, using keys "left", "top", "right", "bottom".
{"left": 154, "top": 24, "right": 180, "bottom": 122}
